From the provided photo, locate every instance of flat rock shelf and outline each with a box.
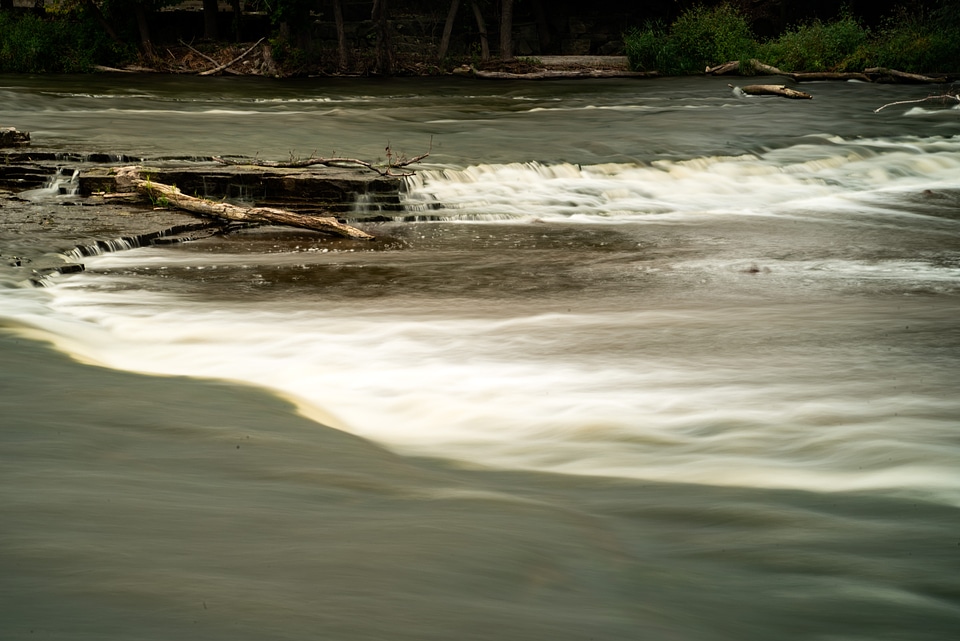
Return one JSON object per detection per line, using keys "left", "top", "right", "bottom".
{"left": 1, "top": 151, "right": 405, "bottom": 216}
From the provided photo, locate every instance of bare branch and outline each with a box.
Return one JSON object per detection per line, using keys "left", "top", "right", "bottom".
{"left": 213, "top": 141, "right": 431, "bottom": 177}
{"left": 199, "top": 38, "right": 265, "bottom": 77}
{"left": 874, "top": 91, "right": 960, "bottom": 113}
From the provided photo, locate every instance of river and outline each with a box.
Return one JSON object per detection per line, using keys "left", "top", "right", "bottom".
{"left": 1, "top": 74, "right": 959, "bottom": 640}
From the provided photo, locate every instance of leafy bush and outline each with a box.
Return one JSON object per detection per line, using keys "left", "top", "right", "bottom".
{"left": 0, "top": 9, "right": 129, "bottom": 73}
{"left": 757, "top": 12, "right": 870, "bottom": 72}
{"left": 624, "top": 4, "right": 755, "bottom": 75}
{"left": 669, "top": 3, "right": 756, "bottom": 72}
{"left": 870, "top": 6, "right": 960, "bottom": 73}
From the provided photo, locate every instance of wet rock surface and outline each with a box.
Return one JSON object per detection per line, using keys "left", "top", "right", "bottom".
{"left": 0, "top": 150, "right": 405, "bottom": 281}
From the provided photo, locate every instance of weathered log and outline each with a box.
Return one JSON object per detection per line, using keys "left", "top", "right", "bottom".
{"left": 790, "top": 71, "right": 871, "bottom": 82}
{"left": 0, "top": 127, "right": 30, "bottom": 148}
{"left": 706, "top": 59, "right": 785, "bottom": 76}
{"left": 705, "top": 60, "right": 741, "bottom": 75}
{"left": 456, "top": 65, "right": 657, "bottom": 80}
{"left": 114, "top": 167, "right": 374, "bottom": 240}
{"left": 94, "top": 65, "right": 137, "bottom": 73}
{"left": 731, "top": 84, "right": 813, "bottom": 99}
{"left": 864, "top": 67, "right": 947, "bottom": 83}
{"left": 750, "top": 60, "right": 788, "bottom": 76}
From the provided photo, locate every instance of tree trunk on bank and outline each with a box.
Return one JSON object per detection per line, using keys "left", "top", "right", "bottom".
{"left": 203, "top": 0, "right": 219, "bottom": 40}
{"left": 371, "top": 0, "right": 393, "bottom": 75}
{"left": 134, "top": 2, "right": 155, "bottom": 58}
{"left": 333, "top": 0, "right": 351, "bottom": 72}
{"left": 438, "top": 0, "right": 460, "bottom": 61}
{"left": 231, "top": 0, "right": 242, "bottom": 41}
{"left": 470, "top": 0, "right": 489, "bottom": 61}
{"left": 81, "top": 0, "right": 124, "bottom": 46}
{"left": 500, "top": 0, "right": 514, "bottom": 61}
{"left": 115, "top": 167, "right": 374, "bottom": 240}
{"left": 531, "top": 0, "right": 552, "bottom": 53}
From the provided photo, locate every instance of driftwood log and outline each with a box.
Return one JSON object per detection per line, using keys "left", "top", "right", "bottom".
{"left": 708, "top": 60, "right": 946, "bottom": 84}
{"left": 114, "top": 166, "right": 374, "bottom": 240}
{"left": 707, "top": 59, "right": 786, "bottom": 76}
{"left": 730, "top": 84, "right": 813, "bottom": 99}
{"left": 790, "top": 71, "right": 872, "bottom": 81}
{"left": 864, "top": 67, "right": 947, "bottom": 83}
{"left": 455, "top": 65, "right": 657, "bottom": 80}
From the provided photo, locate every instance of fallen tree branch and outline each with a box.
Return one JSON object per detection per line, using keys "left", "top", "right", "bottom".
{"left": 864, "top": 67, "right": 947, "bottom": 83}
{"left": 199, "top": 38, "right": 265, "bottom": 76}
{"left": 114, "top": 166, "right": 374, "bottom": 239}
{"left": 213, "top": 143, "right": 430, "bottom": 177}
{"left": 874, "top": 90, "right": 960, "bottom": 113}
{"left": 730, "top": 84, "right": 813, "bottom": 99}
{"left": 180, "top": 39, "right": 244, "bottom": 76}
{"left": 456, "top": 65, "right": 657, "bottom": 80}
{"left": 707, "top": 59, "right": 785, "bottom": 76}
{"left": 93, "top": 64, "right": 137, "bottom": 73}
{"left": 790, "top": 71, "right": 871, "bottom": 82}
{"left": 709, "top": 59, "right": 863, "bottom": 81}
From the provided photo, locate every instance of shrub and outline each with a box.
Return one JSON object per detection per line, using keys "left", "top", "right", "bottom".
{"left": 0, "top": 9, "right": 129, "bottom": 73}
{"left": 871, "top": 6, "right": 960, "bottom": 73}
{"left": 757, "top": 12, "right": 870, "bottom": 72}
{"left": 669, "top": 3, "right": 756, "bottom": 72}
{"left": 622, "top": 20, "right": 669, "bottom": 72}
{"left": 624, "top": 4, "right": 756, "bottom": 75}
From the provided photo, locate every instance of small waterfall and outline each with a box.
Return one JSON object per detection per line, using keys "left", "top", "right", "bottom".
{"left": 20, "top": 167, "right": 80, "bottom": 202}
{"left": 64, "top": 237, "right": 141, "bottom": 261}
{"left": 347, "top": 191, "right": 404, "bottom": 222}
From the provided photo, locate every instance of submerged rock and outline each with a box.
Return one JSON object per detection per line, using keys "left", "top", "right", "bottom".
{"left": 0, "top": 127, "right": 30, "bottom": 148}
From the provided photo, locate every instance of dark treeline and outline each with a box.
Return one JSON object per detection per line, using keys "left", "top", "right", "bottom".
{"left": 0, "top": 0, "right": 957, "bottom": 75}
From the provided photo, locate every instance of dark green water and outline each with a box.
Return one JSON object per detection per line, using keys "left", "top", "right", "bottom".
{"left": 1, "top": 75, "right": 959, "bottom": 639}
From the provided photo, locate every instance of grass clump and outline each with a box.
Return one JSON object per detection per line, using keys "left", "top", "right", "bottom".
{"left": 622, "top": 20, "right": 669, "bottom": 72}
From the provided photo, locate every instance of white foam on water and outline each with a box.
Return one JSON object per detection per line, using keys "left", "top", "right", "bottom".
{"left": 403, "top": 136, "right": 960, "bottom": 223}
{"left": 18, "top": 273, "right": 959, "bottom": 507}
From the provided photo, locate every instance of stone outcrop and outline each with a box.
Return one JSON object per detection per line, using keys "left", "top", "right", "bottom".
{"left": 0, "top": 127, "right": 30, "bottom": 148}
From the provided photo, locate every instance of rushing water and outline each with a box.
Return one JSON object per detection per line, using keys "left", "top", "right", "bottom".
{"left": 2, "top": 74, "right": 959, "bottom": 640}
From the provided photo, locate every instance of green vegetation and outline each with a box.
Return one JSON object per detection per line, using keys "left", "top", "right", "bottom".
{"left": 0, "top": 8, "right": 129, "bottom": 73}
{"left": 1, "top": 1, "right": 957, "bottom": 76}
{"left": 625, "top": 2, "right": 960, "bottom": 75}
{"left": 624, "top": 4, "right": 755, "bottom": 75}
{"left": 756, "top": 12, "right": 869, "bottom": 72}
{"left": 870, "top": 4, "right": 960, "bottom": 73}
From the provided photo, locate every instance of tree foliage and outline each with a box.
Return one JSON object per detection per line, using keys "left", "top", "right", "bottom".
{"left": 625, "top": 2, "right": 960, "bottom": 75}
